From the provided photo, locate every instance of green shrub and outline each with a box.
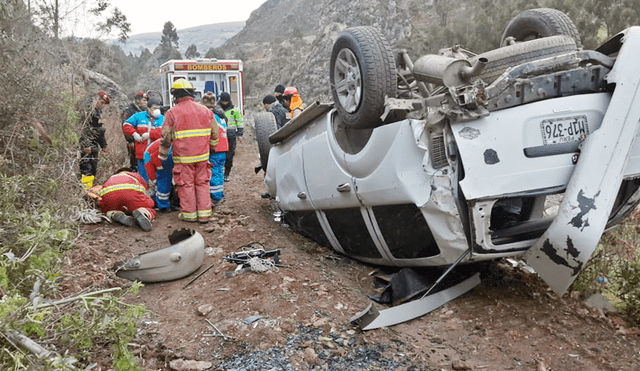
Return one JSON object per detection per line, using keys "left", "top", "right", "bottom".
{"left": 574, "top": 212, "right": 640, "bottom": 326}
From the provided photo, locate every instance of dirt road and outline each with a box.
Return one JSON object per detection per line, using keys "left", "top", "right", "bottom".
{"left": 64, "top": 116, "right": 640, "bottom": 370}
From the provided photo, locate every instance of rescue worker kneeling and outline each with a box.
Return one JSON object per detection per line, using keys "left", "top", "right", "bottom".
{"left": 98, "top": 170, "right": 156, "bottom": 231}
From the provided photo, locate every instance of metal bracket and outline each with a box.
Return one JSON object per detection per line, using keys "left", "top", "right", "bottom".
{"left": 350, "top": 273, "right": 481, "bottom": 330}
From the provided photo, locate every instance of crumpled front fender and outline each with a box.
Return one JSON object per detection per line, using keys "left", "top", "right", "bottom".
{"left": 114, "top": 228, "right": 204, "bottom": 282}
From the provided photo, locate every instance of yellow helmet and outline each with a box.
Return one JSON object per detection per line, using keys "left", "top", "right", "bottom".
{"left": 172, "top": 78, "right": 193, "bottom": 90}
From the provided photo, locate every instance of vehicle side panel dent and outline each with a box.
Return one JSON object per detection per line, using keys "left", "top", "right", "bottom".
{"left": 421, "top": 172, "right": 469, "bottom": 265}
{"left": 524, "top": 26, "right": 640, "bottom": 295}
{"left": 353, "top": 120, "right": 432, "bottom": 207}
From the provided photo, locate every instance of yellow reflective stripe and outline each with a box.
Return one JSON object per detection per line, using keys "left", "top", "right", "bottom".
{"left": 99, "top": 183, "right": 146, "bottom": 196}
{"left": 175, "top": 128, "right": 211, "bottom": 139}
{"left": 210, "top": 138, "right": 220, "bottom": 146}
{"left": 181, "top": 212, "right": 197, "bottom": 220}
{"left": 173, "top": 153, "right": 209, "bottom": 163}
{"left": 198, "top": 209, "right": 212, "bottom": 218}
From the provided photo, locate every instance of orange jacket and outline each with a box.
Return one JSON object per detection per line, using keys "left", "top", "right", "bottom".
{"left": 289, "top": 94, "right": 304, "bottom": 114}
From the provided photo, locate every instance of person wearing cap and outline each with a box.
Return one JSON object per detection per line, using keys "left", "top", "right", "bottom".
{"left": 123, "top": 100, "right": 164, "bottom": 183}
{"left": 121, "top": 91, "right": 148, "bottom": 171}
{"left": 201, "top": 92, "right": 228, "bottom": 206}
{"left": 262, "top": 94, "right": 288, "bottom": 129}
{"left": 97, "top": 169, "right": 155, "bottom": 231}
{"left": 79, "top": 90, "right": 110, "bottom": 183}
{"left": 282, "top": 86, "right": 305, "bottom": 119}
{"left": 217, "top": 91, "right": 243, "bottom": 182}
{"left": 274, "top": 84, "right": 286, "bottom": 104}
{"left": 159, "top": 79, "right": 219, "bottom": 223}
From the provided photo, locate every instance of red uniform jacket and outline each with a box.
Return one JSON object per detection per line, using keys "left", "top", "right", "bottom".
{"left": 162, "top": 97, "right": 215, "bottom": 164}
{"left": 144, "top": 139, "right": 168, "bottom": 182}
{"left": 97, "top": 171, "right": 155, "bottom": 218}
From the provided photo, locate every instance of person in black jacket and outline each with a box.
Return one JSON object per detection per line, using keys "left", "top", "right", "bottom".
{"left": 262, "top": 95, "right": 288, "bottom": 129}
{"left": 121, "top": 91, "right": 148, "bottom": 171}
{"left": 79, "top": 91, "right": 110, "bottom": 177}
{"left": 274, "top": 84, "right": 285, "bottom": 105}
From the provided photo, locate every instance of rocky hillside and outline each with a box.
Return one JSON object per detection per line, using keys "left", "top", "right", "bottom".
{"left": 225, "top": 0, "right": 420, "bottom": 106}
{"left": 128, "top": 0, "right": 585, "bottom": 111}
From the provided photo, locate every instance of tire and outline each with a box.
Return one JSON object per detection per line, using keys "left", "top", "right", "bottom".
{"left": 470, "top": 35, "right": 578, "bottom": 85}
{"left": 501, "top": 8, "right": 582, "bottom": 49}
{"left": 254, "top": 112, "right": 278, "bottom": 172}
{"left": 330, "top": 26, "right": 397, "bottom": 129}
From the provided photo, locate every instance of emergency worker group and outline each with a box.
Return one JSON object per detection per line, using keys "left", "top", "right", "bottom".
{"left": 79, "top": 79, "right": 244, "bottom": 231}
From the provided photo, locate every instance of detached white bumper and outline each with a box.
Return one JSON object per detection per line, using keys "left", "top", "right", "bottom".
{"left": 524, "top": 27, "right": 640, "bottom": 295}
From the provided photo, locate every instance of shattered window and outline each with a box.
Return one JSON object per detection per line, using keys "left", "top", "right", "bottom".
{"left": 324, "top": 208, "right": 382, "bottom": 259}
{"left": 372, "top": 204, "right": 440, "bottom": 259}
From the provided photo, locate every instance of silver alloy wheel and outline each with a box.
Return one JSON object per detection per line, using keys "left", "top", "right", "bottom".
{"left": 333, "top": 48, "right": 362, "bottom": 113}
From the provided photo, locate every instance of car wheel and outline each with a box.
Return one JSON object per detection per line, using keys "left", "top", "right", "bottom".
{"left": 254, "top": 112, "right": 278, "bottom": 172}
{"left": 330, "top": 26, "right": 397, "bottom": 129}
{"left": 470, "top": 35, "right": 578, "bottom": 85}
{"left": 501, "top": 8, "right": 582, "bottom": 49}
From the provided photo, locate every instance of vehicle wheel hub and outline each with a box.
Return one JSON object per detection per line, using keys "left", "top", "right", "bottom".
{"left": 334, "top": 48, "right": 362, "bottom": 113}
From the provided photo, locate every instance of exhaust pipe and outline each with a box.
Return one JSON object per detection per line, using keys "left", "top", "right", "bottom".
{"left": 413, "top": 55, "right": 488, "bottom": 88}
{"left": 460, "top": 57, "right": 488, "bottom": 81}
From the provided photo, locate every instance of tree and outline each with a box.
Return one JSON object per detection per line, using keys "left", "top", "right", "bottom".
{"left": 161, "top": 21, "right": 179, "bottom": 49}
{"left": 159, "top": 21, "right": 180, "bottom": 62}
{"left": 549, "top": 0, "right": 640, "bottom": 49}
{"left": 96, "top": 6, "right": 130, "bottom": 42}
{"left": 33, "top": 0, "right": 130, "bottom": 41}
{"left": 185, "top": 44, "right": 200, "bottom": 59}
{"left": 205, "top": 47, "right": 224, "bottom": 59}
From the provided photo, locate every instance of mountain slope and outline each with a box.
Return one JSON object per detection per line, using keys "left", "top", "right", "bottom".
{"left": 224, "top": 0, "right": 416, "bottom": 105}
{"left": 113, "top": 21, "right": 245, "bottom": 56}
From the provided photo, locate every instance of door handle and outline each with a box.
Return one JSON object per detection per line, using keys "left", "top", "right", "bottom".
{"left": 337, "top": 183, "right": 351, "bottom": 192}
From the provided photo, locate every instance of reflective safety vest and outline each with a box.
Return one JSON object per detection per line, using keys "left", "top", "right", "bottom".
{"left": 99, "top": 171, "right": 147, "bottom": 197}
{"left": 289, "top": 94, "right": 304, "bottom": 113}
{"left": 162, "top": 96, "right": 215, "bottom": 164}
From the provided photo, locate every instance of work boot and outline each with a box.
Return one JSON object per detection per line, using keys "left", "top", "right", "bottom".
{"left": 133, "top": 208, "right": 153, "bottom": 231}
{"left": 178, "top": 212, "right": 197, "bottom": 222}
{"left": 224, "top": 175, "right": 230, "bottom": 182}
{"left": 109, "top": 210, "right": 135, "bottom": 227}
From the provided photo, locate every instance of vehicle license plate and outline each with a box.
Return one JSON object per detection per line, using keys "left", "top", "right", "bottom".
{"left": 540, "top": 115, "right": 589, "bottom": 145}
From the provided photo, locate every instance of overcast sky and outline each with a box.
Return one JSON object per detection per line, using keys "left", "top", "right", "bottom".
{"left": 112, "top": 0, "right": 267, "bottom": 35}
{"left": 66, "top": 0, "right": 267, "bottom": 37}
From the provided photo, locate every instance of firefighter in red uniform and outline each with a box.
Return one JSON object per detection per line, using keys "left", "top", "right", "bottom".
{"left": 159, "top": 79, "right": 219, "bottom": 223}
{"left": 98, "top": 170, "right": 155, "bottom": 231}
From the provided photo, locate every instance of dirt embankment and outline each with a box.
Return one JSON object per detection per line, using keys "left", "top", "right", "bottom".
{"left": 63, "top": 116, "right": 640, "bottom": 371}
